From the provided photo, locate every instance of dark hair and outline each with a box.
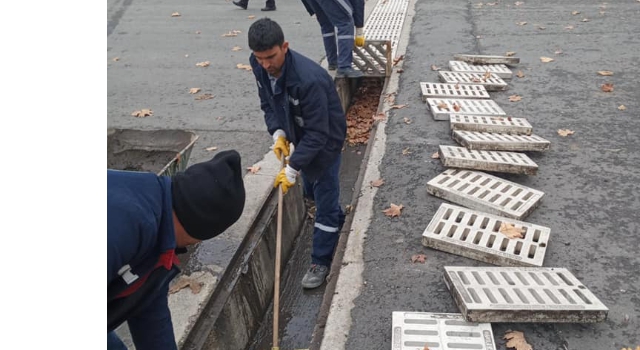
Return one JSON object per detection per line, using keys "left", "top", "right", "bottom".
{"left": 248, "top": 17, "right": 285, "bottom": 52}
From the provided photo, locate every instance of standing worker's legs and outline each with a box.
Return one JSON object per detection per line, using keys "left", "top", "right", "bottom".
{"left": 306, "top": 0, "right": 338, "bottom": 69}
{"left": 301, "top": 155, "right": 345, "bottom": 289}
{"left": 107, "top": 331, "right": 128, "bottom": 350}
{"left": 318, "top": 0, "right": 363, "bottom": 77}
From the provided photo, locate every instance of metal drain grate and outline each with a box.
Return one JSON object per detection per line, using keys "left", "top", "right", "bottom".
{"left": 439, "top": 145, "right": 538, "bottom": 175}
{"left": 439, "top": 71, "right": 508, "bottom": 91}
{"left": 453, "top": 130, "right": 551, "bottom": 152}
{"left": 426, "top": 98, "right": 506, "bottom": 121}
{"left": 352, "top": 40, "right": 391, "bottom": 77}
{"left": 363, "top": 0, "right": 409, "bottom": 58}
{"left": 420, "top": 82, "right": 490, "bottom": 101}
{"left": 450, "top": 115, "right": 532, "bottom": 135}
{"left": 391, "top": 312, "right": 497, "bottom": 350}
{"left": 423, "top": 203, "right": 550, "bottom": 267}
{"left": 426, "top": 169, "right": 544, "bottom": 220}
{"left": 448, "top": 61, "right": 513, "bottom": 79}
{"left": 443, "top": 266, "right": 609, "bottom": 323}
{"left": 453, "top": 54, "right": 520, "bottom": 65}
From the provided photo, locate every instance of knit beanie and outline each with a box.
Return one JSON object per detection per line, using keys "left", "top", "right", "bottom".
{"left": 171, "top": 150, "right": 246, "bottom": 240}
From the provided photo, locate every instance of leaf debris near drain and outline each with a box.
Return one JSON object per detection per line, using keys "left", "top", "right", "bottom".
{"left": 237, "top": 63, "right": 252, "bottom": 71}
{"left": 131, "top": 109, "right": 153, "bottom": 117}
{"left": 431, "top": 152, "right": 440, "bottom": 159}
{"left": 601, "top": 83, "right": 614, "bottom": 92}
{"left": 558, "top": 129, "right": 575, "bottom": 137}
{"left": 373, "top": 112, "right": 387, "bottom": 121}
{"left": 402, "top": 148, "right": 412, "bottom": 155}
{"left": 482, "top": 71, "right": 492, "bottom": 81}
{"left": 246, "top": 165, "right": 261, "bottom": 174}
{"left": 452, "top": 102, "right": 461, "bottom": 112}
{"left": 618, "top": 105, "right": 626, "bottom": 111}
{"left": 169, "top": 276, "right": 203, "bottom": 294}
{"left": 189, "top": 88, "right": 201, "bottom": 94}
{"left": 390, "top": 104, "right": 407, "bottom": 109}
{"left": 597, "top": 70, "right": 613, "bottom": 76}
{"left": 437, "top": 102, "right": 449, "bottom": 111}
{"left": 393, "top": 55, "right": 404, "bottom": 66}
{"left": 171, "top": 12, "right": 181, "bottom": 17}
{"left": 504, "top": 330, "right": 533, "bottom": 350}
{"left": 196, "top": 61, "right": 210, "bottom": 67}
{"left": 540, "top": 57, "right": 554, "bottom": 63}
{"left": 383, "top": 203, "right": 403, "bottom": 217}
{"left": 509, "top": 95, "right": 522, "bottom": 102}
{"left": 370, "top": 178, "right": 385, "bottom": 187}
{"left": 411, "top": 254, "right": 427, "bottom": 263}
{"left": 516, "top": 70, "right": 525, "bottom": 78}
{"left": 505, "top": 51, "right": 516, "bottom": 57}
{"left": 431, "top": 64, "right": 440, "bottom": 71}
{"left": 500, "top": 223, "right": 525, "bottom": 239}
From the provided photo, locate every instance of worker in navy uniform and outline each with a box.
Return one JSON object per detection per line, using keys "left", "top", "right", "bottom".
{"left": 107, "top": 150, "right": 246, "bottom": 350}
{"left": 247, "top": 18, "right": 346, "bottom": 289}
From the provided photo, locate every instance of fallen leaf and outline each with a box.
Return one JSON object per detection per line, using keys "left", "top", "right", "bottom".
{"left": 131, "top": 109, "right": 153, "bottom": 118}
{"left": 383, "top": 203, "right": 403, "bottom": 217}
{"left": 171, "top": 12, "right": 181, "bottom": 17}
{"left": 397, "top": 68, "right": 404, "bottom": 73}
{"left": 471, "top": 77, "right": 482, "bottom": 83}
{"left": 232, "top": 46, "right": 242, "bottom": 51}
{"left": 189, "top": 88, "right": 201, "bottom": 94}
{"left": 391, "top": 104, "right": 407, "bottom": 109}
{"left": 222, "top": 31, "right": 238, "bottom": 37}
{"left": 431, "top": 64, "right": 440, "bottom": 71}
{"left": 515, "top": 1, "right": 524, "bottom": 5}
{"left": 555, "top": 49, "right": 563, "bottom": 55}
{"left": 431, "top": 152, "right": 440, "bottom": 159}
{"left": 402, "top": 147, "right": 412, "bottom": 155}
{"left": 509, "top": 95, "right": 522, "bottom": 102}
{"left": 393, "top": 55, "right": 404, "bottom": 66}
{"left": 516, "top": 70, "right": 525, "bottom": 78}
{"left": 582, "top": 18, "right": 590, "bottom": 22}
{"left": 499, "top": 223, "right": 525, "bottom": 239}
{"left": 597, "top": 70, "right": 613, "bottom": 76}
{"left": 486, "top": 2, "right": 496, "bottom": 5}
{"left": 373, "top": 112, "right": 387, "bottom": 121}
{"left": 112, "top": 57, "right": 120, "bottom": 62}
{"left": 370, "top": 178, "right": 385, "bottom": 187}
{"left": 236, "top": 63, "right": 252, "bottom": 71}
{"left": 169, "top": 276, "right": 203, "bottom": 294}
{"left": 540, "top": 57, "right": 554, "bottom": 63}
{"left": 345, "top": 205, "right": 353, "bottom": 214}
{"left": 565, "top": 25, "right": 574, "bottom": 30}
{"left": 247, "top": 15, "right": 256, "bottom": 19}
{"left": 195, "top": 31, "right": 201, "bottom": 34}
{"left": 411, "top": 254, "right": 427, "bottom": 263}
{"left": 482, "top": 71, "right": 492, "bottom": 81}
{"left": 195, "top": 93, "right": 214, "bottom": 100}
{"left": 505, "top": 51, "right": 516, "bottom": 57}
{"left": 517, "top": 21, "right": 528, "bottom": 26}
{"left": 538, "top": 26, "right": 546, "bottom": 30}
{"left": 403, "top": 117, "right": 412, "bottom": 124}
{"left": 205, "top": 146, "right": 218, "bottom": 151}
{"left": 247, "top": 165, "right": 261, "bottom": 174}
{"left": 601, "top": 83, "right": 614, "bottom": 92}
{"left": 557, "top": 129, "right": 575, "bottom": 137}
{"left": 618, "top": 105, "right": 626, "bottom": 111}
{"left": 503, "top": 330, "right": 532, "bottom": 350}
{"left": 452, "top": 102, "right": 461, "bottom": 112}
{"left": 196, "top": 61, "right": 210, "bottom": 67}
{"left": 571, "top": 10, "right": 581, "bottom": 15}
{"left": 436, "top": 102, "right": 449, "bottom": 110}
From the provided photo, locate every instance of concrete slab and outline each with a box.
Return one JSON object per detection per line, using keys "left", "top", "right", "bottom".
{"left": 391, "top": 312, "right": 497, "bottom": 350}
{"left": 426, "top": 98, "right": 506, "bottom": 120}
{"left": 449, "top": 115, "right": 532, "bottom": 135}
{"left": 426, "top": 169, "right": 544, "bottom": 220}
{"left": 439, "top": 145, "right": 538, "bottom": 175}
{"left": 422, "top": 203, "right": 550, "bottom": 267}
{"left": 443, "top": 266, "right": 609, "bottom": 323}
{"left": 420, "top": 82, "right": 490, "bottom": 101}
{"left": 452, "top": 130, "right": 550, "bottom": 152}
{"left": 438, "top": 71, "right": 508, "bottom": 91}
{"left": 448, "top": 60, "right": 513, "bottom": 79}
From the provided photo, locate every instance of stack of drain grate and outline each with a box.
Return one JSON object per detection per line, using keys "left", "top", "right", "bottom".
{"left": 391, "top": 54, "right": 608, "bottom": 350}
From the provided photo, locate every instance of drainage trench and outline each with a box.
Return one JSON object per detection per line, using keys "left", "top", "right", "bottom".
{"left": 245, "top": 77, "right": 385, "bottom": 350}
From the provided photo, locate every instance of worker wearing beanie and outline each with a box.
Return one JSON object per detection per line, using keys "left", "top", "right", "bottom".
{"left": 107, "top": 150, "right": 245, "bottom": 350}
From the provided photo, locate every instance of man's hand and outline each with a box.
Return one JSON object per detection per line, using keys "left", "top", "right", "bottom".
{"left": 272, "top": 129, "right": 290, "bottom": 161}
{"left": 355, "top": 27, "right": 365, "bottom": 47}
{"left": 274, "top": 164, "right": 298, "bottom": 194}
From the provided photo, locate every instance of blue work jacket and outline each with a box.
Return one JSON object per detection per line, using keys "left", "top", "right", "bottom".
{"left": 250, "top": 49, "right": 347, "bottom": 181}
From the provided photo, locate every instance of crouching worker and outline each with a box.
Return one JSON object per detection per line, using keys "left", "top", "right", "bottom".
{"left": 107, "top": 150, "right": 246, "bottom": 350}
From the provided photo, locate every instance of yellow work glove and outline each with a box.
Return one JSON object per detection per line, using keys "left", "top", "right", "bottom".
{"left": 355, "top": 27, "right": 365, "bottom": 47}
{"left": 274, "top": 164, "right": 298, "bottom": 194}
{"left": 272, "top": 129, "right": 290, "bottom": 161}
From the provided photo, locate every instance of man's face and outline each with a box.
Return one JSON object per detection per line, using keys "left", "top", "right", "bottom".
{"left": 253, "top": 41, "right": 288, "bottom": 78}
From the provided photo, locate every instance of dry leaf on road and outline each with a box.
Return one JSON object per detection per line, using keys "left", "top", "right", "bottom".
{"left": 232, "top": 46, "right": 242, "bottom": 51}
{"left": 500, "top": 222, "right": 525, "bottom": 239}
{"left": 431, "top": 152, "right": 440, "bottom": 159}
{"left": 452, "top": 102, "right": 461, "bottom": 112}
{"left": 403, "top": 117, "right": 412, "bottom": 124}
{"left": 540, "top": 57, "right": 554, "bottom": 63}
{"left": 391, "top": 104, "right": 407, "bottom": 109}
{"left": 196, "top": 61, "right": 210, "bottom": 67}
{"left": 557, "top": 129, "right": 575, "bottom": 137}
{"left": 411, "top": 254, "right": 427, "bottom": 263}
{"left": 571, "top": 10, "right": 580, "bottom": 15}
{"left": 582, "top": 18, "right": 590, "bottom": 22}
{"left": 195, "top": 93, "right": 214, "bottom": 100}
{"left": 237, "top": 63, "right": 252, "bottom": 71}
{"left": 402, "top": 148, "right": 412, "bottom": 155}
{"left": 597, "top": 70, "right": 613, "bottom": 76}
{"left": 397, "top": 68, "right": 404, "bottom": 73}
{"left": 222, "top": 30, "right": 242, "bottom": 37}
{"left": 618, "top": 105, "right": 627, "bottom": 111}
{"left": 371, "top": 178, "right": 385, "bottom": 187}
{"left": 248, "top": 15, "right": 256, "bottom": 19}
{"left": 517, "top": 21, "right": 527, "bottom": 25}
{"left": 132, "top": 109, "right": 153, "bottom": 118}
{"left": 189, "top": 88, "right": 201, "bottom": 94}
{"left": 509, "top": 95, "right": 522, "bottom": 102}
{"left": 565, "top": 25, "right": 574, "bottom": 30}
{"left": 557, "top": 129, "right": 575, "bottom": 136}
{"left": 393, "top": 55, "right": 404, "bottom": 66}
{"left": 112, "top": 57, "right": 120, "bottom": 62}
{"left": 247, "top": 165, "right": 261, "bottom": 174}
{"left": 555, "top": 49, "right": 563, "bottom": 55}
{"left": 504, "top": 330, "right": 533, "bottom": 350}
{"left": 515, "top": 1, "right": 524, "bottom": 5}
{"left": 205, "top": 146, "right": 218, "bottom": 152}
{"left": 383, "top": 203, "right": 403, "bottom": 217}
{"left": 538, "top": 26, "right": 546, "bottom": 30}
{"left": 506, "top": 51, "right": 516, "bottom": 57}
{"left": 169, "top": 276, "right": 203, "bottom": 294}
{"left": 601, "top": 83, "right": 614, "bottom": 92}
{"left": 516, "top": 70, "right": 525, "bottom": 78}
{"left": 373, "top": 112, "right": 387, "bottom": 121}
{"left": 431, "top": 64, "right": 440, "bottom": 71}
{"left": 171, "top": 12, "right": 181, "bottom": 17}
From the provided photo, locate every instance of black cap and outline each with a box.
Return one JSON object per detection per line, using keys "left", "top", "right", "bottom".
{"left": 171, "top": 150, "right": 246, "bottom": 240}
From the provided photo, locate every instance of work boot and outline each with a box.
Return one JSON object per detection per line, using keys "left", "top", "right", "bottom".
{"left": 301, "top": 264, "right": 329, "bottom": 289}
{"left": 328, "top": 64, "right": 337, "bottom": 71}
{"left": 261, "top": 3, "right": 276, "bottom": 11}
{"left": 232, "top": 0, "right": 248, "bottom": 9}
{"left": 336, "top": 67, "right": 364, "bottom": 78}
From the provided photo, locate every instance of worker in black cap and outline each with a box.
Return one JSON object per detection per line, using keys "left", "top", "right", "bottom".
{"left": 107, "top": 150, "right": 246, "bottom": 350}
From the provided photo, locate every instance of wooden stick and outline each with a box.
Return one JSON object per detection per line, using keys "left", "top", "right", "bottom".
{"left": 272, "top": 157, "right": 285, "bottom": 350}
